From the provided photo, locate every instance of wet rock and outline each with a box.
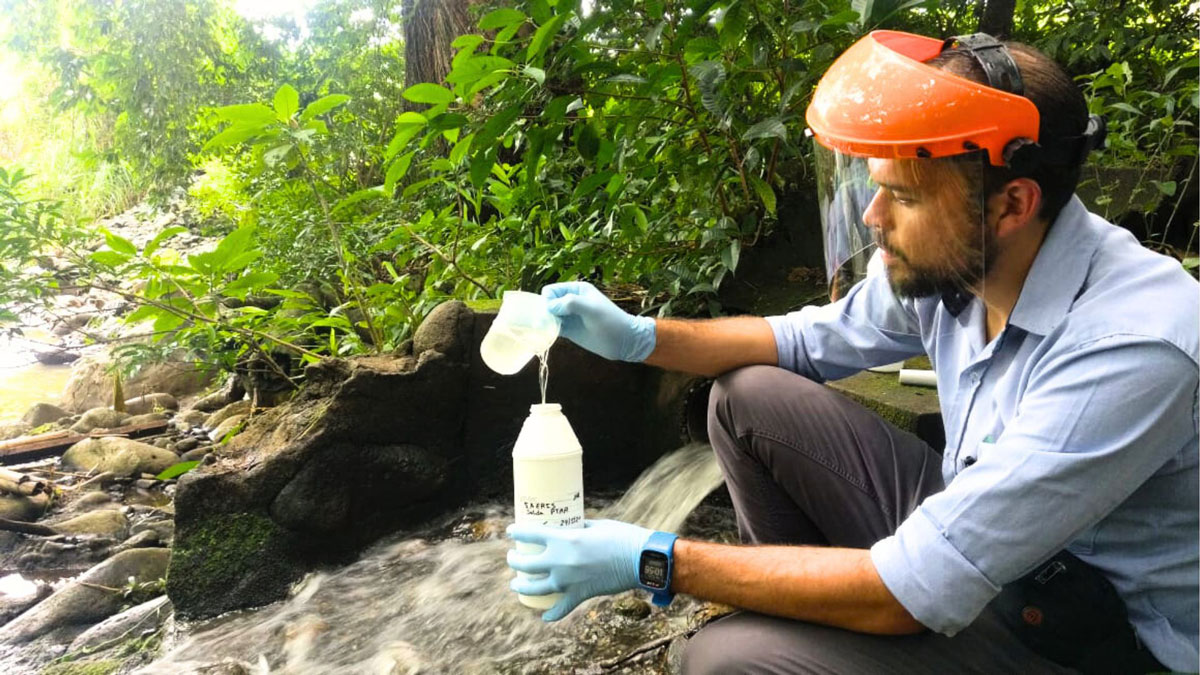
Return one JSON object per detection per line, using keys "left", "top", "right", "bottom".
{"left": 61, "top": 354, "right": 217, "bottom": 413}
{"left": 412, "top": 299, "right": 472, "bottom": 361}
{"left": 61, "top": 437, "right": 178, "bottom": 477}
{"left": 134, "top": 479, "right": 157, "bottom": 490}
{"left": 68, "top": 594, "right": 171, "bottom": 652}
{"left": 180, "top": 447, "right": 208, "bottom": 462}
{"left": 153, "top": 437, "right": 172, "bottom": 449}
{"left": 0, "top": 578, "right": 52, "bottom": 625}
{"left": 41, "top": 660, "right": 123, "bottom": 675}
{"left": 205, "top": 400, "right": 252, "bottom": 430}
{"left": 68, "top": 491, "right": 114, "bottom": 512}
{"left": 0, "top": 493, "right": 51, "bottom": 522}
{"left": 112, "top": 529, "right": 161, "bottom": 552}
{"left": 175, "top": 437, "right": 200, "bottom": 453}
{"left": 0, "top": 422, "right": 31, "bottom": 441}
{"left": 130, "top": 520, "right": 173, "bottom": 544}
{"left": 208, "top": 414, "right": 246, "bottom": 443}
{"left": 51, "top": 509, "right": 129, "bottom": 538}
{"left": 190, "top": 391, "right": 231, "bottom": 413}
{"left": 123, "top": 393, "right": 178, "bottom": 415}
{"left": 70, "top": 407, "right": 130, "bottom": 434}
{"left": 0, "top": 547, "right": 170, "bottom": 643}
{"left": 612, "top": 595, "right": 651, "bottom": 620}
{"left": 124, "top": 412, "right": 170, "bottom": 427}
{"left": 32, "top": 346, "right": 80, "bottom": 366}
{"left": 178, "top": 410, "right": 209, "bottom": 427}
{"left": 21, "top": 402, "right": 71, "bottom": 428}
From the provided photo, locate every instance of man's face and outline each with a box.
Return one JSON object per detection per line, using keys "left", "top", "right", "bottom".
{"left": 863, "top": 157, "right": 994, "bottom": 299}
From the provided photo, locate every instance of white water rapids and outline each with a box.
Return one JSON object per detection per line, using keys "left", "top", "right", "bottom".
{"left": 139, "top": 443, "right": 727, "bottom": 674}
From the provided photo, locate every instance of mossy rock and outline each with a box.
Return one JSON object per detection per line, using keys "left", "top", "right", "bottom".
{"left": 166, "top": 512, "right": 302, "bottom": 619}
{"left": 40, "top": 659, "right": 121, "bottom": 675}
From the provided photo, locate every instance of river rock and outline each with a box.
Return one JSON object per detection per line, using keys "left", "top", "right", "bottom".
{"left": 131, "top": 519, "right": 174, "bottom": 544}
{"left": 0, "top": 547, "right": 170, "bottom": 643}
{"left": 179, "top": 410, "right": 209, "bottom": 427}
{"left": 206, "top": 400, "right": 252, "bottom": 430}
{"left": 21, "top": 402, "right": 70, "bottom": 428}
{"left": 60, "top": 354, "right": 217, "bottom": 413}
{"left": 68, "top": 594, "right": 171, "bottom": 653}
{"left": 175, "top": 437, "right": 200, "bottom": 453}
{"left": 190, "top": 391, "right": 230, "bottom": 413}
{"left": 124, "top": 393, "right": 178, "bottom": 415}
{"left": 612, "top": 595, "right": 652, "bottom": 620}
{"left": 50, "top": 509, "right": 129, "bottom": 538}
{"left": 62, "top": 437, "right": 178, "bottom": 477}
{"left": 125, "top": 412, "right": 170, "bottom": 427}
{"left": 68, "top": 491, "right": 114, "bottom": 512}
{"left": 0, "top": 579, "right": 52, "bottom": 625}
{"left": 0, "top": 493, "right": 51, "bottom": 522}
{"left": 0, "top": 422, "right": 31, "bottom": 441}
{"left": 70, "top": 407, "right": 130, "bottom": 433}
{"left": 412, "top": 299, "right": 472, "bottom": 361}
{"left": 208, "top": 414, "right": 246, "bottom": 443}
{"left": 180, "top": 447, "right": 209, "bottom": 462}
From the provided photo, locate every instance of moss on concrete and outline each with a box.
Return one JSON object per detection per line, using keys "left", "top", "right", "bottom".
{"left": 41, "top": 661, "right": 121, "bottom": 675}
{"left": 166, "top": 511, "right": 294, "bottom": 617}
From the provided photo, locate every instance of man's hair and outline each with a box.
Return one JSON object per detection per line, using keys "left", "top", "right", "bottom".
{"left": 927, "top": 42, "right": 1089, "bottom": 225}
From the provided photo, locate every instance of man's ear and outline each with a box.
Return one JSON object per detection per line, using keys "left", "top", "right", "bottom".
{"left": 989, "top": 177, "right": 1042, "bottom": 238}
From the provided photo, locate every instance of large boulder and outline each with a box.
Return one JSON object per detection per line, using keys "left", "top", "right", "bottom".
{"left": 21, "top": 402, "right": 70, "bottom": 428}
{"left": 60, "top": 354, "right": 217, "bottom": 413}
{"left": 123, "top": 393, "right": 178, "bottom": 415}
{"left": 167, "top": 301, "right": 700, "bottom": 620}
{"left": 68, "top": 595, "right": 172, "bottom": 653}
{"left": 412, "top": 299, "right": 473, "bottom": 361}
{"left": 50, "top": 509, "right": 129, "bottom": 539}
{"left": 0, "top": 422, "right": 30, "bottom": 441}
{"left": 70, "top": 407, "right": 130, "bottom": 433}
{"left": 0, "top": 548, "right": 169, "bottom": 644}
{"left": 205, "top": 400, "right": 252, "bottom": 430}
{"left": 61, "top": 437, "right": 179, "bottom": 477}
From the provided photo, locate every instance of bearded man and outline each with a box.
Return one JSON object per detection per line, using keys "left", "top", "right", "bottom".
{"left": 506, "top": 31, "right": 1199, "bottom": 674}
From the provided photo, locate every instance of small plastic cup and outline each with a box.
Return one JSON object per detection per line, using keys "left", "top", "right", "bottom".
{"left": 480, "top": 291, "right": 561, "bottom": 375}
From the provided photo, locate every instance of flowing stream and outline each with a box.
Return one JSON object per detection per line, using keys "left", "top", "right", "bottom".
{"left": 140, "top": 443, "right": 728, "bottom": 674}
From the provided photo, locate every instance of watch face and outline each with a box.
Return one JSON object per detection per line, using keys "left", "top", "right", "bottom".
{"left": 639, "top": 550, "right": 669, "bottom": 590}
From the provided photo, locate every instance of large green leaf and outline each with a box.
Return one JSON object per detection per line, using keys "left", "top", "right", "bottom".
{"left": 274, "top": 84, "right": 300, "bottom": 121}
{"left": 156, "top": 461, "right": 200, "bottom": 481}
{"left": 202, "top": 124, "right": 262, "bottom": 152}
{"left": 385, "top": 112, "right": 428, "bottom": 161}
{"left": 479, "top": 8, "right": 526, "bottom": 30}
{"left": 526, "top": 14, "right": 569, "bottom": 63}
{"left": 385, "top": 151, "right": 416, "bottom": 195}
{"left": 742, "top": 117, "right": 788, "bottom": 141}
{"left": 299, "top": 94, "right": 350, "bottom": 122}
{"left": 223, "top": 271, "right": 280, "bottom": 298}
{"left": 143, "top": 226, "right": 187, "bottom": 258}
{"left": 211, "top": 226, "right": 257, "bottom": 273}
{"left": 402, "top": 84, "right": 455, "bottom": 105}
{"left": 213, "top": 103, "right": 276, "bottom": 126}
{"left": 104, "top": 230, "right": 137, "bottom": 256}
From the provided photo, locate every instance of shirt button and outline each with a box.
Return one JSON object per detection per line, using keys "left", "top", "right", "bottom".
{"left": 963, "top": 456, "right": 977, "bottom": 467}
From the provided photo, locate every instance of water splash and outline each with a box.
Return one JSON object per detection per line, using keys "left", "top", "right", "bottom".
{"left": 139, "top": 445, "right": 725, "bottom": 674}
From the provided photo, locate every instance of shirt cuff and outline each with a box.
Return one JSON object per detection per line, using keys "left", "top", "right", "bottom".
{"left": 869, "top": 508, "right": 1002, "bottom": 636}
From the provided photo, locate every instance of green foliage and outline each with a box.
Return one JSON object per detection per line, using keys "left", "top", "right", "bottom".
{"left": 156, "top": 460, "right": 201, "bottom": 480}
{"left": 0, "top": 0, "right": 1194, "bottom": 387}
{"left": 0, "top": 167, "right": 80, "bottom": 323}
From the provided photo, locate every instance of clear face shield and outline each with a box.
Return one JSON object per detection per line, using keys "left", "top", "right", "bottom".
{"left": 814, "top": 143, "right": 992, "bottom": 305}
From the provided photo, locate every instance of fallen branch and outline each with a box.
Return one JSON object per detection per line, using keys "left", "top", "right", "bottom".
{"left": 0, "top": 468, "right": 49, "bottom": 496}
{"left": 599, "top": 629, "right": 694, "bottom": 671}
{"left": 0, "top": 518, "right": 58, "bottom": 536}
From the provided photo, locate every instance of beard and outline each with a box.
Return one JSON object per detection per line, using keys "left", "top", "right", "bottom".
{"left": 879, "top": 222, "right": 996, "bottom": 300}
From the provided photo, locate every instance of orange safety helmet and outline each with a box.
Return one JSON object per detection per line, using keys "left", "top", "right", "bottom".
{"left": 806, "top": 30, "right": 1040, "bottom": 167}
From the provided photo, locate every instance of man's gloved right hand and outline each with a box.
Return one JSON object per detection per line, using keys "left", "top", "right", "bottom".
{"left": 541, "top": 281, "right": 656, "bottom": 362}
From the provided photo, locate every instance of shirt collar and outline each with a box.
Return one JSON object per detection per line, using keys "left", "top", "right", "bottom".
{"left": 1006, "top": 196, "right": 1098, "bottom": 336}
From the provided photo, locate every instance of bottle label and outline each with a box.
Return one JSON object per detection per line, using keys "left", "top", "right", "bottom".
{"left": 516, "top": 490, "right": 583, "bottom": 528}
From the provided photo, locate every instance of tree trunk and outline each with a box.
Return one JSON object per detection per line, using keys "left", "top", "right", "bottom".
{"left": 403, "top": 0, "right": 473, "bottom": 90}
{"left": 978, "top": 0, "right": 1017, "bottom": 39}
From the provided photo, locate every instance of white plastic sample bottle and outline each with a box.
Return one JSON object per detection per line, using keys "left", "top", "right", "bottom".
{"left": 511, "top": 403, "right": 585, "bottom": 610}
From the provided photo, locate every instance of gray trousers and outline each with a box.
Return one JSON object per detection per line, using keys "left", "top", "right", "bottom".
{"left": 682, "top": 365, "right": 1073, "bottom": 674}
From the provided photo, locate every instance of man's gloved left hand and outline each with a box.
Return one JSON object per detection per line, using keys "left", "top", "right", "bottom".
{"left": 507, "top": 519, "right": 654, "bottom": 622}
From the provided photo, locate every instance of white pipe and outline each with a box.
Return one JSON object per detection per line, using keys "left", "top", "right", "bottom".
{"left": 899, "top": 369, "right": 938, "bottom": 388}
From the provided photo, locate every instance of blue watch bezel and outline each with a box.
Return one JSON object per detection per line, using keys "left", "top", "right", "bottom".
{"left": 639, "top": 531, "right": 678, "bottom": 607}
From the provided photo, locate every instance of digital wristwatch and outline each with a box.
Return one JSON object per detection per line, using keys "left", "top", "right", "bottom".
{"left": 638, "top": 531, "right": 678, "bottom": 607}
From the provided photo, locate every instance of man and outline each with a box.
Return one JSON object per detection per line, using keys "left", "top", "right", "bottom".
{"left": 505, "top": 30, "right": 1199, "bottom": 673}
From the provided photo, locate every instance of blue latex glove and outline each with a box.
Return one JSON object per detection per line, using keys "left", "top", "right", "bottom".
{"left": 541, "top": 281, "right": 656, "bottom": 362}
{"left": 507, "top": 519, "right": 655, "bottom": 621}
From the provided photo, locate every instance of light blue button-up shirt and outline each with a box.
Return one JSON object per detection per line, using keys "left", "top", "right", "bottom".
{"left": 766, "top": 197, "right": 1199, "bottom": 670}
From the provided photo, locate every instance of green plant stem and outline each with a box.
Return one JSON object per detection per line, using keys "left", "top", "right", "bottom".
{"left": 298, "top": 153, "right": 385, "bottom": 352}
{"left": 91, "top": 282, "right": 323, "bottom": 361}
{"left": 403, "top": 224, "right": 494, "bottom": 297}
